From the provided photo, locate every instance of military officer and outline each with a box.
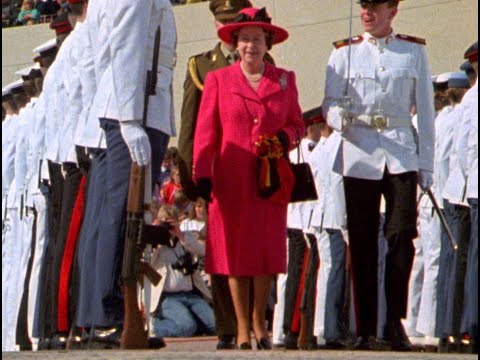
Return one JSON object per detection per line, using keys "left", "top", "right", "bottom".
{"left": 176, "top": 0, "right": 253, "bottom": 350}
{"left": 322, "top": 0, "right": 435, "bottom": 351}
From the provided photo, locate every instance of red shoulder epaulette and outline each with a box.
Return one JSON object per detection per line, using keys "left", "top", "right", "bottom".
{"left": 333, "top": 35, "right": 364, "bottom": 49}
{"left": 396, "top": 34, "right": 426, "bottom": 45}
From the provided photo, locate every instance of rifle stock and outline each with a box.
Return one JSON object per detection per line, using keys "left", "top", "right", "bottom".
{"left": 121, "top": 163, "right": 149, "bottom": 349}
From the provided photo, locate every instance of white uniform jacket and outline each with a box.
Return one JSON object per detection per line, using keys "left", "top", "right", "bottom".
{"left": 310, "top": 133, "right": 347, "bottom": 231}
{"left": 59, "top": 22, "right": 84, "bottom": 164}
{"left": 94, "top": 0, "right": 177, "bottom": 135}
{"left": 457, "top": 80, "right": 478, "bottom": 200}
{"left": 13, "top": 100, "right": 36, "bottom": 208}
{"left": 73, "top": 16, "right": 99, "bottom": 149}
{"left": 2, "top": 115, "right": 17, "bottom": 200}
{"left": 287, "top": 138, "right": 317, "bottom": 231}
{"left": 43, "top": 50, "right": 67, "bottom": 164}
{"left": 433, "top": 105, "right": 455, "bottom": 207}
{"left": 442, "top": 85, "right": 477, "bottom": 206}
{"left": 322, "top": 32, "right": 435, "bottom": 180}
{"left": 25, "top": 95, "right": 45, "bottom": 206}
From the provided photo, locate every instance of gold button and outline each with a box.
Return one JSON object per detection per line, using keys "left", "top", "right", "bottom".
{"left": 255, "top": 142, "right": 260, "bottom": 146}
{"left": 380, "top": 67, "right": 386, "bottom": 72}
{"left": 253, "top": 118, "right": 259, "bottom": 124}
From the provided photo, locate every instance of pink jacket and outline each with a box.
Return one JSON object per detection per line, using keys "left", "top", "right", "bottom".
{"left": 193, "top": 61, "right": 304, "bottom": 276}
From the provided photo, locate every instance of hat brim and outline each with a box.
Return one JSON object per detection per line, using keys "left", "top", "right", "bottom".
{"left": 218, "top": 22, "right": 289, "bottom": 45}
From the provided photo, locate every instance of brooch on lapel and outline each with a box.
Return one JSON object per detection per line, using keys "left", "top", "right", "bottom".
{"left": 279, "top": 73, "right": 288, "bottom": 90}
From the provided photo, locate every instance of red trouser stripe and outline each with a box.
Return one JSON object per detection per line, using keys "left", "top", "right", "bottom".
{"left": 291, "top": 246, "right": 309, "bottom": 332}
{"left": 57, "top": 175, "right": 86, "bottom": 332}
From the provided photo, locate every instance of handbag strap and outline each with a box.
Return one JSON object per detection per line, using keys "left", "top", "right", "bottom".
{"left": 294, "top": 129, "right": 305, "bottom": 164}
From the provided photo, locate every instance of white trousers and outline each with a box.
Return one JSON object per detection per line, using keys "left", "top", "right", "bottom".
{"left": 404, "top": 206, "right": 441, "bottom": 338}
{"left": 272, "top": 272, "right": 287, "bottom": 344}
{"left": 27, "top": 193, "right": 48, "bottom": 345}
{"left": 416, "top": 210, "right": 441, "bottom": 337}
{"left": 313, "top": 230, "right": 330, "bottom": 341}
{"left": 2, "top": 207, "right": 34, "bottom": 351}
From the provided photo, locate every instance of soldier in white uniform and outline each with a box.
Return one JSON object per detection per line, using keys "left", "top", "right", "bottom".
{"left": 282, "top": 108, "right": 321, "bottom": 350}
{"left": 322, "top": 0, "right": 435, "bottom": 351}
{"left": 439, "top": 60, "right": 476, "bottom": 354}
{"left": 36, "top": 15, "right": 74, "bottom": 350}
{"left": 13, "top": 66, "right": 44, "bottom": 351}
{"left": 310, "top": 120, "right": 348, "bottom": 349}
{"left": 458, "top": 42, "right": 478, "bottom": 354}
{"left": 2, "top": 80, "right": 32, "bottom": 352}
{"left": 27, "top": 39, "right": 59, "bottom": 348}
{"left": 86, "top": 0, "right": 177, "bottom": 345}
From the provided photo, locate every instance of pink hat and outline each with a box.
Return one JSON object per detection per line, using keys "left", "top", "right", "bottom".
{"left": 217, "top": 7, "right": 289, "bottom": 45}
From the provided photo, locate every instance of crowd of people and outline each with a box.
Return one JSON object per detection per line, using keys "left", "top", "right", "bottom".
{"left": 2, "top": 0, "right": 207, "bottom": 27}
{"left": 1, "top": 0, "right": 478, "bottom": 355}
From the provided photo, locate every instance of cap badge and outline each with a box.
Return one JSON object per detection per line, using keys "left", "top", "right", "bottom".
{"left": 225, "top": 1, "right": 233, "bottom": 10}
{"left": 279, "top": 73, "right": 288, "bottom": 90}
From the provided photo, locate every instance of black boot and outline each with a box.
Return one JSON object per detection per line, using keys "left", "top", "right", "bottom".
{"left": 383, "top": 321, "right": 412, "bottom": 352}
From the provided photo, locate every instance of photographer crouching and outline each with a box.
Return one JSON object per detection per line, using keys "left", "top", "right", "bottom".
{"left": 148, "top": 205, "right": 215, "bottom": 338}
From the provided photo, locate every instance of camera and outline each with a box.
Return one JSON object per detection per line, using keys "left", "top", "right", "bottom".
{"left": 171, "top": 252, "right": 199, "bottom": 276}
{"left": 143, "top": 222, "right": 178, "bottom": 248}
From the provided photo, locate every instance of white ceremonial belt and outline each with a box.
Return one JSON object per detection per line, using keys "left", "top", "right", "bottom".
{"left": 349, "top": 115, "right": 411, "bottom": 130}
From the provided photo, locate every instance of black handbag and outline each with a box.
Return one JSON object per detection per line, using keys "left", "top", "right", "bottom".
{"left": 289, "top": 139, "right": 318, "bottom": 203}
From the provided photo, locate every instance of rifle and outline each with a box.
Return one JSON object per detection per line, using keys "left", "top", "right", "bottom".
{"left": 297, "top": 233, "right": 319, "bottom": 350}
{"left": 120, "top": 26, "right": 162, "bottom": 350}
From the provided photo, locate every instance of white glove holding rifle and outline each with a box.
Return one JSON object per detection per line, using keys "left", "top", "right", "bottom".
{"left": 120, "top": 121, "right": 151, "bottom": 166}
{"left": 418, "top": 169, "right": 433, "bottom": 191}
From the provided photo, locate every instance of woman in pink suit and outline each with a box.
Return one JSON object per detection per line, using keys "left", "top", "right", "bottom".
{"left": 193, "top": 7, "right": 304, "bottom": 350}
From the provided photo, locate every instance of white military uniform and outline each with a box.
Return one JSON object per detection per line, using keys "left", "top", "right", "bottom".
{"left": 94, "top": 0, "right": 177, "bottom": 132}
{"left": 309, "top": 133, "right": 347, "bottom": 341}
{"left": 457, "top": 79, "right": 478, "bottom": 201}
{"left": 59, "top": 21, "right": 85, "bottom": 164}
{"left": 322, "top": 32, "right": 435, "bottom": 178}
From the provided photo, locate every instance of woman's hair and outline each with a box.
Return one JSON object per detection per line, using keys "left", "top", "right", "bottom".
{"left": 21, "top": 0, "right": 34, "bottom": 10}
{"left": 445, "top": 88, "right": 467, "bottom": 105}
{"left": 434, "top": 91, "right": 451, "bottom": 110}
{"left": 157, "top": 204, "right": 179, "bottom": 222}
{"left": 188, "top": 198, "right": 207, "bottom": 220}
{"left": 232, "top": 29, "right": 274, "bottom": 51}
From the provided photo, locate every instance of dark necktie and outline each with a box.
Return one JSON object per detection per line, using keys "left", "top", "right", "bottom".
{"left": 308, "top": 143, "right": 316, "bottom": 152}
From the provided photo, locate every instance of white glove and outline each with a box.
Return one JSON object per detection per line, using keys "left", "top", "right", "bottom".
{"left": 418, "top": 169, "right": 433, "bottom": 191}
{"left": 120, "top": 121, "right": 151, "bottom": 166}
{"left": 328, "top": 103, "right": 357, "bottom": 132}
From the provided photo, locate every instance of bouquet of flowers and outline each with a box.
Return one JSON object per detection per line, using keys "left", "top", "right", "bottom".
{"left": 255, "top": 134, "right": 294, "bottom": 205}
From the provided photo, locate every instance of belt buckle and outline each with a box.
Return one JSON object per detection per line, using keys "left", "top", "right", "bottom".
{"left": 372, "top": 115, "right": 387, "bottom": 131}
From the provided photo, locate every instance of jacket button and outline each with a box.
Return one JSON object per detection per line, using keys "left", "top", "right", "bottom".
{"left": 253, "top": 118, "right": 259, "bottom": 124}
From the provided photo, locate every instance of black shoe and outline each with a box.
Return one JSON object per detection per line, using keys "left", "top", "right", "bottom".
{"left": 148, "top": 336, "right": 166, "bottom": 349}
{"left": 353, "top": 336, "right": 377, "bottom": 350}
{"left": 325, "top": 338, "right": 346, "bottom": 350}
{"left": 438, "top": 337, "right": 448, "bottom": 353}
{"left": 236, "top": 342, "right": 252, "bottom": 350}
{"left": 256, "top": 337, "right": 272, "bottom": 350}
{"left": 284, "top": 331, "right": 299, "bottom": 350}
{"left": 37, "top": 338, "right": 51, "bottom": 351}
{"left": 216, "top": 335, "right": 236, "bottom": 350}
{"left": 383, "top": 322, "right": 412, "bottom": 352}
{"left": 49, "top": 334, "right": 67, "bottom": 350}
{"left": 89, "top": 326, "right": 121, "bottom": 349}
